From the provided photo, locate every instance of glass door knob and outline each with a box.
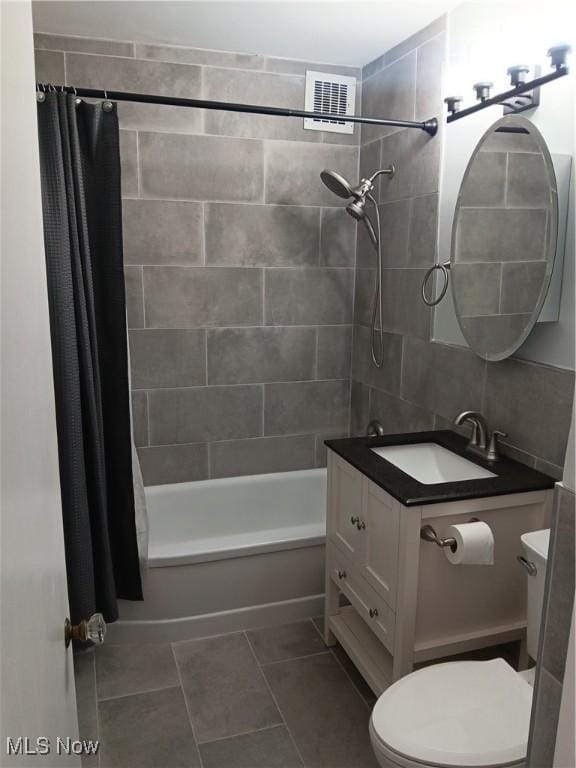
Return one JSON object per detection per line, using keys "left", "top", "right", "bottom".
{"left": 64, "top": 613, "right": 106, "bottom": 647}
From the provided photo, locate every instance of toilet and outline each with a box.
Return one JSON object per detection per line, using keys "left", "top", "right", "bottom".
{"left": 369, "top": 529, "right": 550, "bottom": 768}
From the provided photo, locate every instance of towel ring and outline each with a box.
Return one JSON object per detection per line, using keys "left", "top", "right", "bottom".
{"left": 422, "top": 261, "right": 450, "bottom": 306}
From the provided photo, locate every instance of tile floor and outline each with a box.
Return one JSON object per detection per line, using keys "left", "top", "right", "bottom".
{"left": 75, "top": 618, "right": 520, "bottom": 768}
{"left": 75, "top": 618, "right": 378, "bottom": 768}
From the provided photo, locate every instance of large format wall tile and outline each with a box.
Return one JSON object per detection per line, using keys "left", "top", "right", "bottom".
{"left": 362, "top": 16, "right": 446, "bottom": 80}
{"left": 352, "top": 325, "right": 403, "bottom": 395}
{"left": 320, "top": 208, "right": 357, "bottom": 267}
{"left": 350, "top": 380, "right": 370, "bottom": 435}
{"left": 143, "top": 267, "right": 263, "bottom": 328}
{"left": 380, "top": 127, "right": 441, "bottom": 201}
{"left": 401, "top": 337, "right": 486, "bottom": 420}
{"left": 35, "top": 33, "right": 134, "bottom": 56}
{"left": 210, "top": 434, "right": 316, "bottom": 478}
{"left": 456, "top": 208, "right": 547, "bottom": 262}
{"left": 119, "top": 131, "right": 138, "bottom": 197}
{"left": 369, "top": 388, "right": 435, "bottom": 434}
{"left": 136, "top": 42, "right": 264, "bottom": 69}
{"left": 541, "top": 486, "right": 575, "bottom": 682}
{"left": 138, "top": 443, "right": 208, "bottom": 485}
{"left": 203, "top": 67, "right": 319, "bottom": 143}
{"left": 207, "top": 327, "right": 316, "bottom": 384}
{"left": 117, "top": 101, "right": 203, "bottom": 135}
{"left": 36, "top": 35, "right": 362, "bottom": 483}
{"left": 381, "top": 269, "right": 431, "bottom": 339}
{"left": 124, "top": 266, "right": 144, "bottom": 328}
{"left": 265, "top": 57, "right": 360, "bottom": 78}
{"left": 361, "top": 52, "right": 416, "bottom": 143}
{"left": 129, "top": 329, "right": 206, "bottom": 388}
{"left": 265, "top": 143, "right": 359, "bottom": 206}
{"left": 131, "top": 391, "right": 148, "bottom": 447}
{"left": 265, "top": 268, "right": 354, "bottom": 325}
{"left": 65, "top": 52, "right": 202, "bottom": 97}
{"left": 123, "top": 200, "right": 203, "bottom": 266}
{"left": 317, "top": 326, "right": 353, "bottom": 380}
{"left": 34, "top": 49, "right": 64, "bottom": 82}
{"left": 139, "top": 133, "right": 264, "bottom": 202}
{"left": 264, "top": 380, "right": 349, "bottom": 435}
{"left": 415, "top": 34, "right": 444, "bottom": 122}
{"left": 148, "top": 385, "right": 263, "bottom": 445}
{"left": 484, "top": 359, "right": 574, "bottom": 466}
{"left": 205, "top": 203, "right": 320, "bottom": 267}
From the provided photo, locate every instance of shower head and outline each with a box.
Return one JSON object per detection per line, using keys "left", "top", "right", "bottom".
{"left": 321, "top": 166, "right": 395, "bottom": 203}
{"left": 346, "top": 198, "right": 367, "bottom": 221}
{"left": 320, "top": 169, "right": 354, "bottom": 199}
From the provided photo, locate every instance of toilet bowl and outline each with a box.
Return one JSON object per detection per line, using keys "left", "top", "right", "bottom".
{"left": 369, "top": 658, "right": 533, "bottom": 767}
{"left": 370, "top": 529, "right": 550, "bottom": 768}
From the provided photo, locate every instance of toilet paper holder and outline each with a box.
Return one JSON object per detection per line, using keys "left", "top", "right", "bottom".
{"left": 420, "top": 519, "right": 480, "bottom": 553}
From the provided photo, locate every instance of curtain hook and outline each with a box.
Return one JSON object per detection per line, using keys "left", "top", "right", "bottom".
{"left": 36, "top": 83, "right": 46, "bottom": 103}
{"left": 102, "top": 89, "right": 114, "bottom": 113}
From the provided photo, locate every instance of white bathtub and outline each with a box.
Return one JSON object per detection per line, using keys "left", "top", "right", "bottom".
{"left": 110, "top": 469, "right": 327, "bottom": 642}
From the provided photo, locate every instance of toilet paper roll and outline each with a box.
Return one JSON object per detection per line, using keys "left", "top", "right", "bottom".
{"left": 444, "top": 521, "right": 495, "bottom": 565}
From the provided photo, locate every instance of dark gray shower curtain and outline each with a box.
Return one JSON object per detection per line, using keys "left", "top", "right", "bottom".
{"left": 37, "top": 92, "right": 142, "bottom": 623}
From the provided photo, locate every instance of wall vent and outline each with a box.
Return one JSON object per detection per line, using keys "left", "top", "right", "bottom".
{"left": 304, "top": 71, "right": 356, "bottom": 134}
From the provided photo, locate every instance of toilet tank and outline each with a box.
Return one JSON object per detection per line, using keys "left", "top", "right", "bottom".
{"left": 521, "top": 529, "right": 550, "bottom": 660}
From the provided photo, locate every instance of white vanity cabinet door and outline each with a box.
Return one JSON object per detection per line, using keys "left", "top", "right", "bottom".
{"left": 327, "top": 453, "right": 366, "bottom": 563}
{"left": 358, "top": 480, "right": 401, "bottom": 610}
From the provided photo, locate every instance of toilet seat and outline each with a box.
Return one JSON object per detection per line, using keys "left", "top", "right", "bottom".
{"left": 370, "top": 659, "right": 533, "bottom": 768}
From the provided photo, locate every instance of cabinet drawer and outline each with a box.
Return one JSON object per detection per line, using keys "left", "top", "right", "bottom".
{"left": 328, "top": 544, "right": 395, "bottom": 654}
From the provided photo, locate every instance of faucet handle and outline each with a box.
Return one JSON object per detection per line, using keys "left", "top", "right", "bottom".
{"left": 487, "top": 429, "right": 508, "bottom": 462}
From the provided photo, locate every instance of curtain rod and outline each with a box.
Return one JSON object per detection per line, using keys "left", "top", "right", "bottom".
{"left": 37, "top": 84, "right": 439, "bottom": 136}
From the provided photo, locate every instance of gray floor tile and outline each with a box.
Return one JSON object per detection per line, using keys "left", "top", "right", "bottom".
{"left": 330, "top": 645, "right": 377, "bottom": 707}
{"left": 96, "top": 643, "right": 179, "bottom": 700}
{"left": 74, "top": 650, "right": 99, "bottom": 767}
{"left": 98, "top": 687, "right": 200, "bottom": 768}
{"left": 199, "top": 726, "right": 303, "bottom": 768}
{"left": 247, "top": 621, "right": 327, "bottom": 664}
{"left": 263, "top": 653, "right": 378, "bottom": 768}
{"left": 173, "top": 632, "right": 282, "bottom": 743}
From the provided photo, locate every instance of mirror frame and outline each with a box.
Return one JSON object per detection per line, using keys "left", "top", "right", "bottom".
{"left": 450, "top": 115, "right": 559, "bottom": 362}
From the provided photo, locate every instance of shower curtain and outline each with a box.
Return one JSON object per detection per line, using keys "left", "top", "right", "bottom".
{"left": 37, "top": 92, "right": 143, "bottom": 623}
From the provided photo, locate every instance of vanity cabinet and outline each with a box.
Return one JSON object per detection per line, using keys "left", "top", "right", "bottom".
{"left": 324, "top": 449, "right": 553, "bottom": 695}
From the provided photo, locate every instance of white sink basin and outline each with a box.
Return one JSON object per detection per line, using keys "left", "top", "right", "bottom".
{"left": 371, "top": 442, "right": 497, "bottom": 485}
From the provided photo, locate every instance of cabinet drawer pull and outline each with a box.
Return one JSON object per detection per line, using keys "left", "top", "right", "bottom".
{"left": 337, "top": 569, "right": 347, "bottom": 580}
{"left": 369, "top": 608, "right": 379, "bottom": 619}
{"left": 357, "top": 520, "right": 366, "bottom": 531}
{"left": 350, "top": 515, "right": 360, "bottom": 526}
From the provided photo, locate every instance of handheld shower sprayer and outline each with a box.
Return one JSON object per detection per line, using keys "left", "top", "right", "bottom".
{"left": 320, "top": 166, "right": 395, "bottom": 368}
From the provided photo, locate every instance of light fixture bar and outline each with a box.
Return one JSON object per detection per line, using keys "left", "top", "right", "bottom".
{"left": 447, "top": 66, "right": 568, "bottom": 123}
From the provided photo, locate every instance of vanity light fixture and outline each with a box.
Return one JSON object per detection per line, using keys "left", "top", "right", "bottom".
{"left": 507, "top": 65, "right": 530, "bottom": 87}
{"left": 473, "top": 81, "right": 493, "bottom": 101}
{"left": 445, "top": 44, "right": 571, "bottom": 123}
{"left": 444, "top": 96, "right": 462, "bottom": 115}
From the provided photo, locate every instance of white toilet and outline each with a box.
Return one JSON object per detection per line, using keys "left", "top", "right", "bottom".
{"left": 369, "top": 529, "right": 550, "bottom": 768}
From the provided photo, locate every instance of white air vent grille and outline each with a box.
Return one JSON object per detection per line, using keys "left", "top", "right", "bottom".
{"left": 304, "top": 71, "right": 356, "bottom": 134}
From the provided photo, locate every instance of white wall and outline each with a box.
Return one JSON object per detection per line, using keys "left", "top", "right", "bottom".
{"left": 433, "top": 1, "right": 575, "bottom": 370}
{"left": 1, "top": 1, "right": 79, "bottom": 763}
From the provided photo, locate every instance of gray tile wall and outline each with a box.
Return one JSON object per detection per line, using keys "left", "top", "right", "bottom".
{"left": 350, "top": 19, "right": 575, "bottom": 477}
{"left": 34, "top": 34, "right": 360, "bottom": 484}
{"left": 527, "top": 483, "right": 575, "bottom": 767}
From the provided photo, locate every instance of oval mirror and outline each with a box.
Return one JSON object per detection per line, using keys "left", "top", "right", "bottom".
{"left": 450, "top": 115, "right": 558, "bottom": 361}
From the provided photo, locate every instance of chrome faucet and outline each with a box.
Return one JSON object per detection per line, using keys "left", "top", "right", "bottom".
{"left": 454, "top": 411, "right": 508, "bottom": 462}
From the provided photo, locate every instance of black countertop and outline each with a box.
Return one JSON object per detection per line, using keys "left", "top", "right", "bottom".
{"left": 324, "top": 430, "right": 556, "bottom": 507}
